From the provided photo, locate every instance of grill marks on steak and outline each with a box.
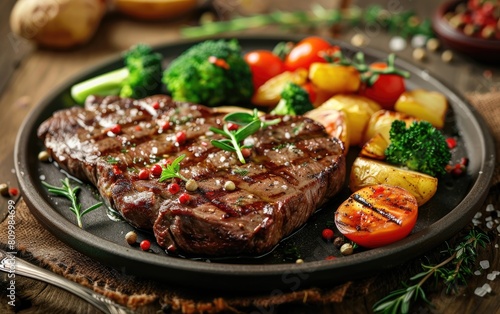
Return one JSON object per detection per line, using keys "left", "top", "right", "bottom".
{"left": 38, "top": 95, "right": 345, "bottom": 256}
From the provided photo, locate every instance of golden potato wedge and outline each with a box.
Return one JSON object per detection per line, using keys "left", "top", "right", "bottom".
{"left": 309, "top": 63, "right": 361, "bottom": 94}
{"left": 360, "top": 133, "right": 389, "bottom": 160}
{"left": 252, "top": 69, "right": 308, "bottom": 107}
{"left": 394, "top": 89, "right": 448, "bottom": 129}
{"left": 349, "top": 157, "right": 438, "bottom": 206}
{"left": 363, "top": 110, "right": 418, "bottom": 144}
{"left": 305, "top": 107, "right": 350, "bottom": 154}
{"left": 319, "top": 95, "right": 381, "bottom": 146}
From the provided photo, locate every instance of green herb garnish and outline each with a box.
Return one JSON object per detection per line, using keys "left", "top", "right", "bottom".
{"left": 106, "top": 156, "right": 119, "bottom": 164}
{"left": 373, "top": 228, "right": 489, "bottom": 314}
{"left": 159, "top": 154, "right": 188, "bottom": 182}
{"left": 42, "top": 178, "right": 103, "bottom": 228}
{"left": 210, "top": 109, "right": 280, "bottom": 164}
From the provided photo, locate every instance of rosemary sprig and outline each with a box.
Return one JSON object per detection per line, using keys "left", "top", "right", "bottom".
{"left": 182, "top": 5, "right": 362, "bottom": 38}
{"left": 42, "top": 178, "right": 103, "bottom": 228}
{"left": 159, "top": 154, "right": 188, "bottom": 182}
{"left": 373, "top": 228, "right": 489, "bottom": 314}
{"left": 209, "top": 109, "right": 280, "bottom": 164}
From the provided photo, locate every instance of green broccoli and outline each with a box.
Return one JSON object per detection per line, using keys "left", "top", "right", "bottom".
{"left": 385, "top": 120, "right": 451, "bottom": 176}
{"left": 270, "top": 82, "right": 314, "bottom": 116}
{"left": 71, "top": 44, "right": 163, "bottom": 104}
{"left": 162, "top": 39, "right": 253, "bottom": 107}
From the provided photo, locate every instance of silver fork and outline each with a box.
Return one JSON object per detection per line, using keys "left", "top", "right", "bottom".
{"left": 0, "top": 249, "right": 134, "bottom": 314}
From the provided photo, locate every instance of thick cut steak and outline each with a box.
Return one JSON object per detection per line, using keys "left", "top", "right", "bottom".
{"left": 38, "top": 95, "right": 346, "bottom": 256}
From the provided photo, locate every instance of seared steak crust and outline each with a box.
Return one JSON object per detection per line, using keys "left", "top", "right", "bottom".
{"left": 38, "top": 95, "right": 345, "bottom": 256}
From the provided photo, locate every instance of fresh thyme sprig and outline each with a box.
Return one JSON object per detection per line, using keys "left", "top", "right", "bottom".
{"left": 159, "top": 154, "right": 188, "bottom": 182}
{"left": 42, "top": 178, "right": 103, "bottom": 228}
{"left": 210, "top": 109, "right": 280, "bottom": 164}
{"left": 373, "top": 228, "right": 490, "bottom": 314}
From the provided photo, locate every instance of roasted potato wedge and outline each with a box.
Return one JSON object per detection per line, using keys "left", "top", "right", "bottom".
{"left": 349, "top": 157, "right": 438, "bottom": 206}
{"left": 309, "top": 63, "right": 361, "bottom": 94}
{"left": 394, "top": 89, "right": 448, "bottom": 129}
{"left": 360, "top": 133, "right": 389, "bottom": 160}
{"left": 363, "top": 110, "right": 418, "bottom": 144}
{"left": 319, "top": 95, "right": 381, "bottom": 147}
{"left": 305, "top": 107, "right": 350, "bottom": 154}
{"left": 252, "top": 69, "right": 308, "bottom": 107}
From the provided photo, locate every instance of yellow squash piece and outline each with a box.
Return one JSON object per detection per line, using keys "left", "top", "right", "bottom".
{"left": 319, "top": 95, "right": 381, "bottom": 147}
{"left": 252, "top": 69, "right": 308, "bottom": 107}
{"left": 394, "top": 89, "right": 448, "bottom": 129}
{"left": 309, "top": 62, "right": 361, "bottom": 95}
{"left": 349, "top": 157, "right": 438, "bottom": 206}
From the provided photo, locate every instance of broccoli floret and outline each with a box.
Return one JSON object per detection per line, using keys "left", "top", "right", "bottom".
{"left": 270, "top": 82, "right": 314, "bottom": 116}
{"left": 71, "top": 44, "right": 163, "bottom": 104}
{"left": 162, "top": 39, "right": 253, "bottom": 107}
{"left": 385, "top": 120, "right": 451, "bottom": 176}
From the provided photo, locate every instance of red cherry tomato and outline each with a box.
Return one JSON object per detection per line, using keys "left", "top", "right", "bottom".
{"left": 244, "top": 50, "right": 285, "bottom": 90}
{"left": 359, "top": 62, "right": 406, "bottom": 110}
{"left": 335, "top": 185, "right": 418, "bottom": 249}
{"left": 284, "top": 37, "right": 335, "bottom": 71}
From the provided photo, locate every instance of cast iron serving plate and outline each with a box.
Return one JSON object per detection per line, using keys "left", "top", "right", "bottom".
{"left": 15, "top": 35, "right": 495, "bottom": 293}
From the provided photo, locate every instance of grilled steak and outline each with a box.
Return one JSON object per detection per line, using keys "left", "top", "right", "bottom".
{"left": 38, "top": 95, "right": 346, "bottom": 256}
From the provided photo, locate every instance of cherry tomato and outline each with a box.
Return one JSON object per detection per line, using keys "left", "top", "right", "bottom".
{"left": 244, "top": 50, "right": 285, "bottom": 90}
{"left": 359, "top": 63, "right": 406, "bottom": 110}
{"left": 284, "top": 37, "right": 335, "bottom": 71}
{"left": 335, "top": 185, "right": 418, "bottom": 249}
{"left": 301, "top": 82, "right": 317, "bottom": 104}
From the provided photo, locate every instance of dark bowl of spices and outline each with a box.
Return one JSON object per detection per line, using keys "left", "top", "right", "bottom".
{"left": 432, "top": 0, "right": 500, "bottom": 63}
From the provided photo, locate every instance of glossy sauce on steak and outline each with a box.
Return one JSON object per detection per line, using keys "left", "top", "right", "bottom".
{"left": 38, "top": 95, "right": 346, "bottom": 256}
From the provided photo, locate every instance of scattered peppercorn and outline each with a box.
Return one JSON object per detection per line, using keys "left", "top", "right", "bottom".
{"left": 168, "top": 182, "right": 180, "bottom": 194}
{"left": 110, "top": 124, "right": 121, "bottom": 135}
{"left": 38, "top": 150, "right": 51, "bottom": 162}
{"left": 441, "top": 50, "right": 454, "bottom": 63}
{"left": 176, "top": 131, "right": 187, "bottom": 144}
{"left": 227, "top": 123, "right": 239, "bottom": 131}
{"left": 333, "top": 237, "right": 344, "bottom": 248}
{"left": 321, "top": 228, "right": 335, "bottom": 241}
{"left": 140, "top": 239, "right": 151, "bottom": 251}
{"left": 151, "top": 164, "right": 163, "bottom": 177}
{"left": 125, "top": 231, "right": 137, "bottom": 245}
{"left": 0, "top": 183, "right": 9, "bottom": 197}
{"left": 152, "top": 101, "right": 160, "bottom": 110}
{"left": 412, "top": 47, "right": 426, "bottom": 61}
{"left": 185, "top": 179, "right": 198, "bottom": 191}
{"left": 138, "top": 169, "right": 150, "bottom": 180}
{"left": 425, "top": 38, "right": 440, "bottom": 51}
{"left": 9, "top": 187, "right": 19, "bottom": 197}
{"left": 178, "top": 192, "right": 190, "bottom": 204}
{"left": 241, "top": 148, "right": 252, "bottom": 158}
{"left": 296, "top": 258, "right": 304, "bottom": 264}
{"left": 446, "top": 137, "right": 457, "bottom": 149}
{"left": 325, "top": 255, "right": 336, "bottom": 260}
{"left": 340, "top": 243, "right": 354, "bottom": 255}
{"left": 224, "top": 180, "right": 236, "bottom": 191}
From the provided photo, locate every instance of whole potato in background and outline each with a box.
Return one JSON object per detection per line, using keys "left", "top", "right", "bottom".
{"left": 10, "top": 0, "right": 107, "bottom": 49}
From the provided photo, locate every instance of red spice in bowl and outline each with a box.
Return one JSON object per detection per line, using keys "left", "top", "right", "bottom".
{"left": 432, "top": 0, "right": 500, "bottom": 62}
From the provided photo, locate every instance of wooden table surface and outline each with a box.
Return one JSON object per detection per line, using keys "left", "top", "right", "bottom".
{"left": 1, "top": 0, "right": 499, "bottom": 313}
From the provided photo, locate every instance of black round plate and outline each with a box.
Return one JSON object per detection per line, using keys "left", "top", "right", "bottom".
{"left": 15, "top": 35, "right": 495, "bottom": 293}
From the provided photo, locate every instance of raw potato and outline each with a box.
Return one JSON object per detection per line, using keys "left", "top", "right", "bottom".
{"left": 309, "top": 63, "right": 360, "bottom": 94}
{"left": 319, "top": 95, "right": 381, "bottom": 147}
{"left": 349, "top": 157, "right": 438, "bottom": 206}
{"left": 114, "top": 0, "right": 198, "bottom": 20}
{"left": 252, "top": 69, "right": 308, "bottom": 107}
{"left": 394, "top": 89, "right": 448, "bottom": 129}
{"left": 10, "top": 0, "right": 106, "bottom": 49}
{"left": 305, "top": 107, "right": 350, "bottom": 154}
{"left": 363, "top": 110, "right": 417, "bottom": 144}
